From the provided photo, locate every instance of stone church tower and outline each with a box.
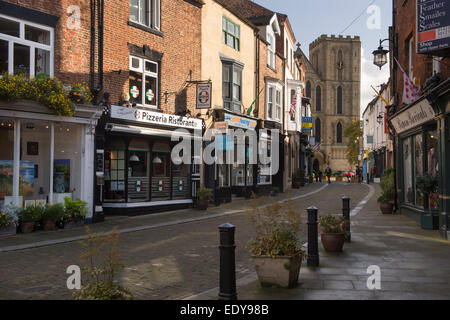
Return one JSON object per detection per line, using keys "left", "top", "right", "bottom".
{"left": 303, "top": 35, "right": 361, "bottom": 172}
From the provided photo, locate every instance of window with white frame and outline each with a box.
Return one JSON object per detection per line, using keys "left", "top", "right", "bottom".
{"left": 129, "top": 56, "right": 158, "bottom": 108}
{"left": 267, "top": 33, "right": 275, "bottom": 69}
{"left": 0, "top": 14, "right": 54, "bottom": 77}
{"left": 266, "top": 83, "right": 282, "bottom": 122}
{"left": 129, "top": 0, "right": 161, "bottom": 30}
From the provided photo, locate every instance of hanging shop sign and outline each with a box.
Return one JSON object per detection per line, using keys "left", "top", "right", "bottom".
{"left": 196, "top": 83, "right": 212, "bottom": 109}
{"left": 110, "top": 105, "right": 202, "bottom": 130}
{"left": 417, "top": 0, "right": 450, "bottom": 54}
{"left": 224, "top": 113, "right": 257, "bottom": 130}
{"left": 390, "top": 98, "right": 436, "bottom": 134}
{"left": 301, "top": 116, "right": 313, "bottom": 130}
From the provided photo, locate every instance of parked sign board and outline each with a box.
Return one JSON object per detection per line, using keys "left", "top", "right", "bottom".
{"left": 417, "top": 0, "right": 450, "bottom": 53}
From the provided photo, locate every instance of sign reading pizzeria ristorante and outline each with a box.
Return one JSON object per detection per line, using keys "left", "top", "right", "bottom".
{"left": 110, "top": 105, "right": 202, "bottom": 130}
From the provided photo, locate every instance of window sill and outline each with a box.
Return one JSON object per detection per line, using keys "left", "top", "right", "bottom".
{"left": 128, "top": 21, "right": 163, "bottom": 38}
{"left": 267, "top": 64, "right": 277, "bottom": 73}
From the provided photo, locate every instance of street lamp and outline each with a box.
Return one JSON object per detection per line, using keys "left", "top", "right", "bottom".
{"left": 377, "top": 112, "right": 385, "bottom": 124}
{"left": 372, "top": 39, "right": 390, "bottom": 70}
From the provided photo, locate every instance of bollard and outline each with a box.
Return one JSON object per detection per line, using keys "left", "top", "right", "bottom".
{"left": 342, "top": 196, "right": 351, "bottom": 242}
{"left": 218, "top": 223, "right": 237, "bottom": 300}
{"left": 307, "top": 206, "right": 319, "bottom": 267}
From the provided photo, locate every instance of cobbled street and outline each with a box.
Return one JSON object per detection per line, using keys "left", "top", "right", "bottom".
{"left": 0, "top": 182, "right": 369, "bottom": 300}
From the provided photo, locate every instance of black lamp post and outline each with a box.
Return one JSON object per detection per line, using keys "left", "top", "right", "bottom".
{"left": 372, "top": 39, "right": 390, "bottom": 70}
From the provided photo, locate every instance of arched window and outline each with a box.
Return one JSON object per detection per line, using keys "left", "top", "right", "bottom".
{"left": 337, "top": 122, "right": 343, "bottom": 143}
{"left": 306, "top": 81, "right": 311, "bottom": 98}
{"left": 337, "top": 86, "right": 343, "bottom": 114}
{"left": 315, "top": 118, "right": 321, "bottom": 143}
{"left": 316, "top": 86, "right": 321, "bottom": 112}
{"left": 338, "top": 50, "right": 343, "bottom": 80}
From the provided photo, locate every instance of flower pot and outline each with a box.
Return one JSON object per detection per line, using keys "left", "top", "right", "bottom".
{"left": 252, "top": 255, "right": 302, "bottom": 288}
{"left": 0, "top": 225, "right": 16, "bottom": 237}
{"left": 197, "top": 199, "right": 209, "bottom": 210}
{"left": 321, "top": 233, "right": 345, "bottom": 252}
{"left": 379, "top": 202, "right": 394, "bottom": 214}
{"left": 43, "top": 220, "right": 57, "bottom": 231}
{"left": 21, "top": 221, "right": 35, "bottom": 234}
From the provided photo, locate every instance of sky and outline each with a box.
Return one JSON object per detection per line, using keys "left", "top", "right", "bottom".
{"left": 253, "top": 0, "right": 392, "bottom": 118}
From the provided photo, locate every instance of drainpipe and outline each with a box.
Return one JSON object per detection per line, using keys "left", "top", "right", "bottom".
{"left": 90, "top": 0, "right": 96, "bottom": 91}
{"left": 391, "top": 0, "right": 398, "bottom": 212}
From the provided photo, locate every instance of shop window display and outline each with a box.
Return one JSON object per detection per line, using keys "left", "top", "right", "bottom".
{"left": 426, "top": 131, "right": 439, "bottom": 209}
{"left": 151, "top": 141, "right": 170, "bottom": 200}
{"left": 104, "top": 138, "right": 126, "bottom": 202}
{"left": 414, "top": 134, "right": 424, "bottom": 208}
{"left": 0, "top": 118, "right": 15, "bottom": 208}
{"left": 403, "top": 138, "right": 413, "bottom": 204}
{"left": 128, "top": 138, "right": 149, "bottom": 202}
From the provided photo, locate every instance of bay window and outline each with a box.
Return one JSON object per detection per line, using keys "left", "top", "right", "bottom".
{"left": 222, "top": 62, "right": 242, "bottom": 113}
{"left": 129, "top": 56, "right": 158, "bottom": 108}
{"left": 0, "top": 14, "right": 54, "bottom": 77}
{"left": 266, "top": 83, "right": 282, "bottom": 122}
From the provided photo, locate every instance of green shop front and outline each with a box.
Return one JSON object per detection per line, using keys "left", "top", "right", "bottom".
{"left": 97, "top": 105, "right": 203, "bottom": 215}
{"left": 391, "top": 80, "right": 450, "bottom": 239}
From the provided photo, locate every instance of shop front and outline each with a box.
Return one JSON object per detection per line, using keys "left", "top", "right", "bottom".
{"left": 205, "top": 110, "right": 258, "bottom": 205}
{"left": 98, "top": 105, "right": 203, "bottom": 215}
{"left": 0, "top": 101, "right": 101, "bottom": 222}
{"left": 391, "top": 80, "right": 450, "bottom": 238}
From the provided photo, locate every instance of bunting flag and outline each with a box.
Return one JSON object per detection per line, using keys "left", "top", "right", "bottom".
{"left": 394, "top": 57, "right": 421, "bottom": 105}
{"left": 290, "top": 94, "right": 297, "bottom": 115}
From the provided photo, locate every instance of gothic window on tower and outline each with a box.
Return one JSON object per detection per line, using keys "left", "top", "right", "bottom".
{"left": 315, "top": 118, "right": 321, "bottom": 143}
{"left": 337, "top": 86, "right": 343, "bottom": 114}
{"left": 305, "top": 81, "right": 311, "bottom": 98}
{"left": 316, "top": 86, "right": 321, "bottom": 112}
{"left": 337, "top": 50, "right": 343, "bottom": 80}
{"left": 336, "top": 122, "right": 343, "bottom": 144}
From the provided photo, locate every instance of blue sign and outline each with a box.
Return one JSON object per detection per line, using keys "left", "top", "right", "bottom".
{"left": 216, "top": 135, "right": 234, "bottom": 151}
{"left": 302, "top": 116, "right": 313, "bottom": 130}
{"left": 417, "top": 0, "right": 450, "bottom": 53}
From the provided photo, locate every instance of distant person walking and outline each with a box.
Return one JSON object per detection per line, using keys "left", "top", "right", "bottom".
{"left": 325, "top": 166, "right": 332, "bottom": 184}
{"left": 318, "top": 170, "right": 323, "bottom": 183}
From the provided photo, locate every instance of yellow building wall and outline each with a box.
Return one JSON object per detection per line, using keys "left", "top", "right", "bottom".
{"left": 201, "top": 0, "right": 256, "bottom": 113}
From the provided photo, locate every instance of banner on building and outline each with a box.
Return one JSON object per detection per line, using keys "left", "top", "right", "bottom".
{"left": 302, "top": 116, "right": 313, "bottom": 130}
{"left": 417, "top": 0, "right": 450, "bottom": 54}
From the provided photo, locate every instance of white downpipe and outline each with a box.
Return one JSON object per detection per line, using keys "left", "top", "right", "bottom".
{"left": 12, "top": 119, "right": 20, "bottom": 198}
{"left": 49, "top": 122, "right": 54, "bottom": 203}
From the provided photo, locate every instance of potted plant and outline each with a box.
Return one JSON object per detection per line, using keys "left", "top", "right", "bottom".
{"left": 416, "top": 174, "right": 440, "bottom": 229}
{"left": 319, "top": 214, "right": 348, "bottom": 252}
{"left": 0, "top": 204, "right": 19, "bottom": 237}
{"left": 292, "top": 169, "right": 305, "bottom": 188}
{"left": 64, "top": 197, "right": 88, "bottom": 228}
{"left": 377, "top": 167, "right": 394, "bottom": 214}
{"left": 19, "top": 205, "right": 44, "bottom": 233}
{"left": 246, "top": 199, "right": 306, "bottom": 288}
{"left": 196, "top": 187, "right": 212, "bottom": 210}
{"left": 42, "top": 203, "right": 65, "bottom": 231}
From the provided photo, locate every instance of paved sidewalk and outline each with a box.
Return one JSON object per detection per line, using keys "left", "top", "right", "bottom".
{"left": 0, "top": 183, "right": 327, "bottom": 252}
{"left": 189, "top": 184, "right": 450, "bottom": 300}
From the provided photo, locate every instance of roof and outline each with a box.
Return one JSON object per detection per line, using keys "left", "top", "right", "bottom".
{"left": 217, "top": 0, "right": 274, "bottom": 19}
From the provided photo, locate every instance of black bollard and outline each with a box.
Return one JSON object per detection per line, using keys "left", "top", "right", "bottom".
{"left": 342, "top": 196, "right": 351, "bottom": 242}
{"left": 307, "top": 206, "right": 319, "bottom": 267}
{"left": 218, "top": 223, "right": 237, "bottom": 300}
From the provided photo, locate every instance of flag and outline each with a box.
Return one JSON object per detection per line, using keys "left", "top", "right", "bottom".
{"left": 247, "top": 87, "right": 264, "bottom": 116}
{"left": 394, "top": 57, "right": 421, "bottom": 105}
{"left": 290, "top": 94, "right": 297, "bottom": 115}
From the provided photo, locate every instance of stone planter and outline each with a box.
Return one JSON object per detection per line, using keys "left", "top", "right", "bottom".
{"left": 197, "top": 199, "right": 209, "bottom": 210}
{"left": 321, "top": 233, "right": 345, "bottom": 252}
{"left": 0, "top": 225, "right": 17, "bottom": 237}
{"left": 252, "top": 255, "right": 302, "bottom": 288}
{"left": 43, "top": 220, "right": 57, "bottom": 231}
{"left": 65, "top": 220, "right": 85, "bottom": 229}
{"left": 21, "top": 222, "right": 35, "bottom": 234}
{"left": 421, "top": 213, "right": 439, "bottom": 230}
{"left": 379, "top": 202, "right": 394, "bottom": 214}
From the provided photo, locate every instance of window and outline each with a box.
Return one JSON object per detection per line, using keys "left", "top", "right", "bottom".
{"left": 408, "top": 36, "right": 414, "bottom": 79}
{"left": 129, "top": 0, "right": 160, "bottom": 30}
{"left": 0, "top": 15, "right": 53, "bottom": 77}
{"left": 315, "top": 118, "right": 321, "bottom": 143}
{"left": 290, "top": 89, "right": 296, "bottom": 121}
{"left": 267, "top": 33, "right": 275, "bottom": 68}
{"left": 316, "top": 86, "right": 322, "bottom": 112}
{"left": 104, "top": 138, "right": 126, "bottom": 202}
{"left": 336, "top": 122, "right": 343, "bottom": 143}
{"left": 338, "top": 49, "right": 343, "bottom": 80}
{"left": 222, "top": 62, "right": 242, "bottom": 112}
{"left": 305, "top": 81, "right": 311, "bottom": 98}
{"left": 403, "top": 137, "right": 413, "bottom": 203}
{"left": 414, "top": 134, "right": 424, "bottom": 207}
{"left": 266, "top": 83, "right": 282, "bottom": 122}
{"left": 337, "top": 86, "right": 343, "bottom": 114}
{"left": 222, "top": 17, "right": 240, "bottom": 51}
{"left": 129, "top": 56, "right": 158, "bottom": 108}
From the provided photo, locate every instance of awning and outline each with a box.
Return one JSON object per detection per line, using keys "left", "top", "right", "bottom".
{"left": 105, "top": 123, "right": 203, "bottom": 140}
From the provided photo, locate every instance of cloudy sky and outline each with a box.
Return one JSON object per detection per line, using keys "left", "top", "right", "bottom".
{"left": 253, "top": 0, "right": 391, "bottom": 118}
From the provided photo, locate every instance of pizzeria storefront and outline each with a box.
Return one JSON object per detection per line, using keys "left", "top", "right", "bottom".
{"left": 97, "top": 105, "right": 203, "bottom": 215}
{"left": 391, "top": 79, "right": 450, "bottom": 238}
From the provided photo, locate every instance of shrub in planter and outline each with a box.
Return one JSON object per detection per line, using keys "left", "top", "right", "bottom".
{"left": 197, "top": 187, "right": 212, "bottom": 210}
{"left": 319, "top": 214, "right": 349, "bottom": 252}
{"left": 0, "top": 204, "right": 19, "bottom": 237}
{"left": 43, "top": 203, "right": 65, "bottom": 231}
{"left": 246, "top": 199, "right": 306, "bottom": 288}
{"left": 270, "top": 187, "right": 281, "bottom": 196}
{"left": 19, "top": 205, "right": 44, "bottom": 233}
{"left": 377, "top": 167, "right": 394, "bottom": 214}
{"left": 64, "top": 197, "right": 88, "bottom": 228}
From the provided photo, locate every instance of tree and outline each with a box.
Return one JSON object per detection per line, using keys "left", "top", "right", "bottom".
{"left": 344, "top": 120, "right": 362, "bottom": 168}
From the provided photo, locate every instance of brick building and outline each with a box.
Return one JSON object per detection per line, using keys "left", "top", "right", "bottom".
{"left": 388, "top": 0, "right": 450, "bottom": 238}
